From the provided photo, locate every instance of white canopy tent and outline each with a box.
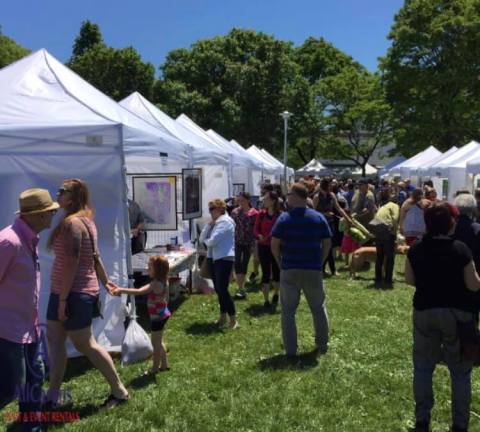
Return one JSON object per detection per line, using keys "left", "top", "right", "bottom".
{"left": 258, "top": 147, "right": 295, "bottom": 180}
{"left": 120, "top": 92, "right": 231, "bottom": 214}
{"left": 0, "top": 49, "right": 192, "bottom": 355}
{"left": 389, "top": 146, "right": 442, "bottom": 178}
{"left": 429, "top": 141, "right": 480, "bottom": 200}
{"left": 0, "top": 52, "right": 130, "bottom": 352}
{"left": 378, "top": 156, "right": 406, "bottom": 177}
{"left": 206, "top": 129, "right": 266, "bottom": 196}
{"left": 351, "top": 163, "right": 378, "bottom": 177}
{"left": 427, "top": 141, "right": 480, "bottom": 178}
{"left": 295, "top": 159, "right": 332, "bottom": 177}
{"left": 176, "top": 114, "right": 262, "bottom": 195}
{"left": 417, "top": 146, "right": 459, "bottom": 178}
{"left": 246, "top": 144, "right": 281, "bottom": 187}
{"left": 465, "top": 155, "right": 480, "bottom": 192}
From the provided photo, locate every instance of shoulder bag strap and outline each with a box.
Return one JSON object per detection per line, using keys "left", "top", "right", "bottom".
{"left": 78, "top": 217, "right": 101, "bottom": 268}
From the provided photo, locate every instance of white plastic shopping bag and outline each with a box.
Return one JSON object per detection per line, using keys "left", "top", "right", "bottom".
{"left": 121, "top": 295, "right": 153, "bottom": 365}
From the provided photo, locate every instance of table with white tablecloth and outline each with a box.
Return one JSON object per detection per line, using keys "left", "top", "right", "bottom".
{"left": 131, "top": 248, "right": 196, "bottom": 299}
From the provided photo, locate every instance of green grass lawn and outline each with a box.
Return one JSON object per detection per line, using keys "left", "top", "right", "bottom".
{"left": 3, "top": 255, "right": 480, "bottom": 431}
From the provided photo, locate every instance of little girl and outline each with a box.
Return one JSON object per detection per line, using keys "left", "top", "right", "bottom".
{"left": 339, "top": 209, "right": 360, "bottom": 269}
{"left": 115, "top": 256, "right": 171, "bottom": 375}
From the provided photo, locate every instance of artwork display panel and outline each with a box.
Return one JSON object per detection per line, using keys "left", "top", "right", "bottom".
{"left": 182, "top": 168, "right": 202, "bottom": 220}
{"left": 233, "top": 183, "right": 245, "bottom": 196}
{"left": 132, "top": 175, "right": 177, "bottom": 230}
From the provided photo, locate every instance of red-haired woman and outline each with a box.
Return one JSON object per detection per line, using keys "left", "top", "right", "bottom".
{"left": 46, "top": 179, "right": 129, "bottom": 408}
{"left": 115, "top": 256, "right": 171, "bottom": 375}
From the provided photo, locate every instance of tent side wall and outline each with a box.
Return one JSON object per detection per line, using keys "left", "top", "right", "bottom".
{"left": 0, "top": 124, "right": 129, "bottom": 353}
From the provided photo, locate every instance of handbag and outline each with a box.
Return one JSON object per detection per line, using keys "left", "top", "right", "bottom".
{"left": 199, "top": 257, "right": 211, "bottom": 279}
{"left": 79, "top": 218, "right": 104, "bottom": 318}
{"left": 456, "top": 317, "right": 480, "bottom": 366}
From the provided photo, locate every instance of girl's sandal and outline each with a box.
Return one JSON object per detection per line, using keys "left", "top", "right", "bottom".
{"left": 141, "top": 369, "right": 159, "bottom": 377}
{"left": 100, "top": 393, "right": 130, "bottom": 409}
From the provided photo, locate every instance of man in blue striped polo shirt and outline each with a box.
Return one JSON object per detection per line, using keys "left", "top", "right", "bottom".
{"left": 271, "top": 183, "right": 332, "bottom": 357}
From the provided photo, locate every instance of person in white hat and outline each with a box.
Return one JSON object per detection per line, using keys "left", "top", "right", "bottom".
{"left": 0, "top": 188, "right": 59, "bottom": 431}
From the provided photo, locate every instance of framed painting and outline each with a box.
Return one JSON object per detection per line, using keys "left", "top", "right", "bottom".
{"left": 132, "top": 175, "right": 177, "bottom": 230}
{"left": 233, "top": 183, "right": 245, "bottom": 196}
{"left": 182, "top": 168, "right": 202, "bottom": 220}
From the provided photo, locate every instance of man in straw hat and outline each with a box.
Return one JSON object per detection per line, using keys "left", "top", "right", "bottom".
{"left": 0, "top": 188, "right": 59, "bottom": 431}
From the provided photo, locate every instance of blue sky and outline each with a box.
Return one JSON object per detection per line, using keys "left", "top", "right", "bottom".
{"left": 2, "top": 0, "right": 404, "bottom": 73}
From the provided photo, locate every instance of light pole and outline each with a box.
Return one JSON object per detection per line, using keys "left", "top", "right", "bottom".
{"left": 280, "top": 111, "right": 292, "bottom": 192}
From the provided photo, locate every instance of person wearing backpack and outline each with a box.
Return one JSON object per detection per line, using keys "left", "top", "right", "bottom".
{"left": 400, "top": 188, "right": 430, "bottom": 246}
{"left": 370, "top": 189, "right": 400, "bottom": 288}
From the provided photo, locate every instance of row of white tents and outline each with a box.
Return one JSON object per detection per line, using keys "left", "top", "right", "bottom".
{"left": 383, "top": 141, "right": 480, "bottom": 200}
{"left": 0, "top": 49, "right": 292, "bottom": 353}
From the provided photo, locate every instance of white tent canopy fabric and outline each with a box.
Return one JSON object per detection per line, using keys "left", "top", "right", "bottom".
{"left": 389, "top": 146, "right": 442, "bottom": 177}
{"left": 120, "top": 92, "right": 229, "bottom": 166}
{"left": 352, "top": 163, "right": 378, "bottom": 177}
{"left": 120, "top": 92, "right": 230, "bottom": 214}
{"left": 430, "top": 141, "right": 480, "bottom": 200}
{"left": 246, "top": 145, "right": 281, "bottom": 188}
{"left": 259, "top": 148, "right": 295, "bottom": 177}
{"left": 0, "top": 49, "right": 145, "bottom": 353}
{"left": 246, "top": 145, "right": 281, "bottom": 174}
{"left": 206, "top": 129, "right": 265, "bottom": 171}
{"left": 296, "top": 159, "right": 331, "bottom": 177}
{"left": 206, "top": 129, "right": 265, "bottom": 195}
{"left": 428, "top": 141, "right": 480, "bottom": 178}
{"left": 418, "top": 146, "right": 459, "bottom": 177}
{"left": 176, "top": 114, "right": 260, "bottom": 194}
{"left": 378, "top": 156, "right": 406, "bottom": 177}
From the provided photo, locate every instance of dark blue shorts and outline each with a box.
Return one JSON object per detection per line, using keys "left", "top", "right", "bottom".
{"left": 151, "top": 317, "right": 169, "bottom": 332}
{"left": 47, "top": 292, "right": 98, "bottom": 331}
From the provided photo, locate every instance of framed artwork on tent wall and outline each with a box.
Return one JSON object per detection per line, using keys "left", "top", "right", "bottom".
{"left": 182, "top": 168, "right": 202, "bottom": 220}
{"left": 233, "top": 183, "right": 245, "bottom": 196}
{"left": 132, "top": 175, "right": 178, "bottom": 230}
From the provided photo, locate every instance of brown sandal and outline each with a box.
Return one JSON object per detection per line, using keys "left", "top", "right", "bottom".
{"left": 101, "top": 393, "right": 129, "bottom": 409}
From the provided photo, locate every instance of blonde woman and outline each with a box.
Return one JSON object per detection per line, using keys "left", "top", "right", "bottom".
{"left": 199, "top": 199, "right": 237, "bottom": 328}
{"left": 46, "top": 179, "right": 129, "bottom": 408}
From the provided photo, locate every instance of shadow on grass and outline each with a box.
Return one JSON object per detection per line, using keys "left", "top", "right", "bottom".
{"left": 245, "top": 281, "right": 261, "bottom": 293}
{"left": 128, "top": 372, "right": 158, "bottom": 390}
{"left": 245, "top": 304, "right": 278, "bottom": 317}
{"left": 257, "top": 350, "right": 320, "bottom": 371}
{"left": 61, "top": 356, "right": 93, "bottom": 383}
{"left": 185, "top": 322, "right": 222, "bottom": 336}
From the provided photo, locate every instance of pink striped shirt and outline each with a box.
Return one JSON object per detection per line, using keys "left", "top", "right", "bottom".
{"left": 51, "top": 217, "right": 99, "bottom": 296}
{"left": 0, "top": 218, "right": 40, "bottom": 344}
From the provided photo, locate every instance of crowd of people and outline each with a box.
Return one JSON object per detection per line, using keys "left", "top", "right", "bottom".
{"left": 3, "top": 175, "right": 480, "bottom": 431}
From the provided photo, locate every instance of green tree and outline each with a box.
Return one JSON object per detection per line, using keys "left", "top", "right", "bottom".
{"left": 381, "top": 0, "right": 480, "bottom": 156}
{"left": 68, "top": 22, "right": 155, "bottom": 101}
{"left": 72, "top": 20, "right": 103, "bottom": 58}
{"left": 316, "top": 67, "right": 393, "bottom": 176}
{"left": 284, "top": 38, "right": 365, "bottom": 164}
{"left": 294, "top": 37, "right": 363, "bottom": 84}
{"left": 154, "top": 28, "right": 298, "bottom": 155}
{"left": 0, "top": 29, "right": 30, "bottom": 68}
{"left": 69, "top": 44, "right": 155, "bottom": 100}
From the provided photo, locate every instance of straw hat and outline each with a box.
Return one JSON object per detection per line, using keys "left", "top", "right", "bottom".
{"left": 17, "top": 188, "right": 60, "bottom": 215}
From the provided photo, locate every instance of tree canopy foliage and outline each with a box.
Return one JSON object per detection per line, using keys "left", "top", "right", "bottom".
{"left": 68, "top": 21, "right": 155, "bottom": 101}
{"left": 0, "top": 28, "right": 30, "bottom": 69}
{"left": 381, "top": 0, "right": 480, "bottom": 156}
{"left": 72, "top": 20, "right": 102, "bottom": 58}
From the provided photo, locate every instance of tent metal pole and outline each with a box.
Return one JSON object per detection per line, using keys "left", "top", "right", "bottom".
{"left": 119, "top": 125, "right": 133, "bottom": 284}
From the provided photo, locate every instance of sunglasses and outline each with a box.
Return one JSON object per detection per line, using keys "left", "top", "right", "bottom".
{"left": 208, "top": 207, "right": 217, "bottom": 212}
{"left": 57, "top": 187, "right": 72, "bottom": 195}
